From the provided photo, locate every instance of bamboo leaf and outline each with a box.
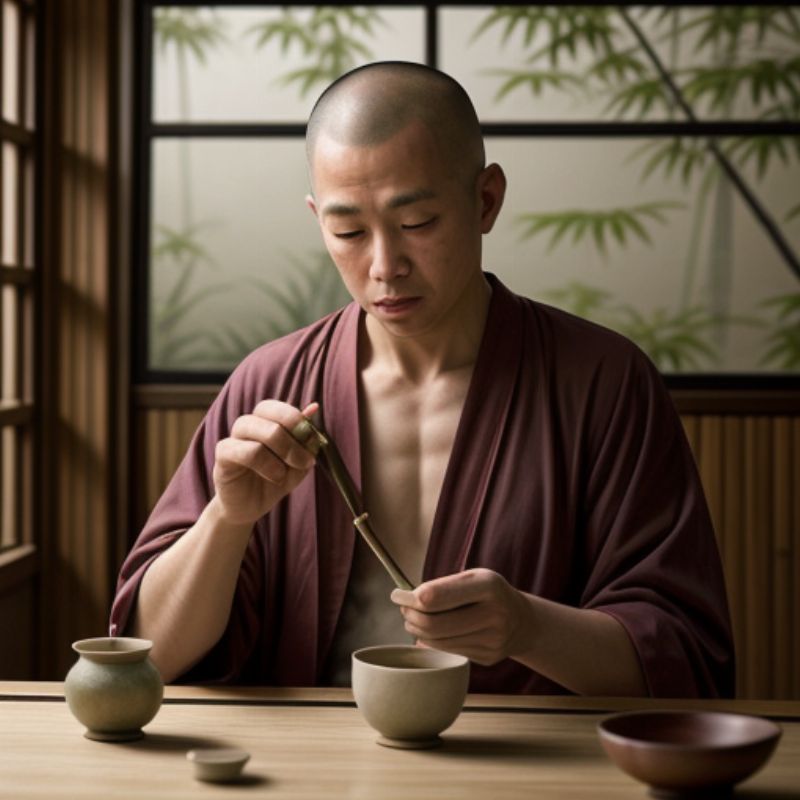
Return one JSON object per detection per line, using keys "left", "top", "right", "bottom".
{"left": 515, "top": 202, "right": 682, "bottom": 256}
{"left": 248, "top": 6, "right": 387, "bottom": 99}
{"left": 760, "top": 292, "right": 800, "bottom": 320}
{"left": 756, "top": 292, "right": 800, "bottom": 368}
{"left": 547, "top": 216, "right": 576, "bottom": 251}
{"left": 724, "top": 135, "right": 792, "bottom": 180}
{"left": 612, "top": 303, "right": 723, "bottom": 370}
{"left": 247, "top": 250, "right": 350, "bottom": 340}
{"left": 153, "top": 9, "right": 227, "bottom": 65}
{"left": 487, "top": 68, "right": 582, "bottom": 101}
{"left": 585, "top": 49, "right": 649, "bottom": 83}
{"left": 617, "top": 211, "right": 652, "bottom": 245}
{"left": 604, "top": 78, "right": 672, "bottom": 119}
{"left": 541, "top": 282, "right": 613, "bottom": 319}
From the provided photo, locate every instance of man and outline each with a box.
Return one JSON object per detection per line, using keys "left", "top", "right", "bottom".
{"left": 111, "top": 61, "right": 734, "bottom": 697}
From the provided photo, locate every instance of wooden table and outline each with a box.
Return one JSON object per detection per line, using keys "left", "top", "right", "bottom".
{"left": 1, "top": 682, "right": 798, "bottom": 798}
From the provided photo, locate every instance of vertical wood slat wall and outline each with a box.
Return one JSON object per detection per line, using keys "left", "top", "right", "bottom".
{"left": 680, "top": 415, "right": 799, "bottom": 700}
{"left": 131, "top": 406, "right": 800, "bottom": 699}
{"left": 39, "top": 0, "right": 114, "bottom": 678}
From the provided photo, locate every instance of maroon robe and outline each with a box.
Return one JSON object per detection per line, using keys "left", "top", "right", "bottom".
{"left": 110, "top": 275, "right": 735, "bottom": 697}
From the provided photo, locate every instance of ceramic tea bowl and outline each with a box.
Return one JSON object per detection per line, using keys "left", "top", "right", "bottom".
{"left": 64, "top": 637, "right": 164, "bottom": 742}
{"left": 351, "top": 645, "right": 470, "bottom": 749}
{"left": 187, "top": 748, "right": 250, "bottom": 783}
{"left": 598, "top": 710, "right": 781, "bottom": 798}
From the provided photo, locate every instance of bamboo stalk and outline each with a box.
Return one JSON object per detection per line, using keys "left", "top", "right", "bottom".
{"left": 354, "top": 513, "right": 414, "bottom": 591}
{"left": 617, "top": 7, "right": 800, "bottom": 282}
{"left": 291, "top": 418, "right": 415, "bottom": 590}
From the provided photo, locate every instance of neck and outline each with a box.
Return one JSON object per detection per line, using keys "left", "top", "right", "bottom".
{"left": 361, "top": 273, "right": 492, "bottom": 384}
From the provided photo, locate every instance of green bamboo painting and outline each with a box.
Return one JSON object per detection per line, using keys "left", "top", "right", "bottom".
{"left": 473, "top": 5, "right": 800, "bottom": 372}
{"left": 203, "top": 251, "right": 353, "bottom": 364}
{"left": 150, "top": 6, "right": 383, "bottom": 370}
{"left": 148, "top": 5, "right": 798, "bottom": 375}
{"left": 247, "top": 6, "right": 387, "bottom": 96}
{"left": 152, "top": 8, "right": 231, "bottom": 368}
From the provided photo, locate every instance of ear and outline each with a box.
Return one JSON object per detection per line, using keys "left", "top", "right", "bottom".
{"left": 476, "top": 163, "right": 506, "bottom": 234}
{"left": 305, "top": 194, "right": 318, "bottom": 218}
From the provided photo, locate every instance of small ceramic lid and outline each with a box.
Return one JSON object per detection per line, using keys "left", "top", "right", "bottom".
{"left": 186, "top": 748, "right": 250, "bottom": 783}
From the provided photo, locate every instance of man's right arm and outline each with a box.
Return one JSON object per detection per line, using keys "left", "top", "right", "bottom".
{"left": 131, "top": 400, "right": 319, "bottom": 683}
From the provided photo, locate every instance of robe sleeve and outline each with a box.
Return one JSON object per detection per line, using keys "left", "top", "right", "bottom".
{"left": 109, "top": 371, "right": 265, "bottom": 683}
{"left": 578, "top": 350, "right": 735, "bottom": 698}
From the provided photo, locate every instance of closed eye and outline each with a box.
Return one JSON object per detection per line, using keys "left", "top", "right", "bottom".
{"left": 403, "top": 217, "right": 437, "bottom": 230}
{"left": 334, "top": 230, "right": 363, "bottom": 240}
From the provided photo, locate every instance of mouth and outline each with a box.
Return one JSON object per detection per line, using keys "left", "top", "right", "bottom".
{"left": 373, "top": 296, "right": 422, "bottom": 316}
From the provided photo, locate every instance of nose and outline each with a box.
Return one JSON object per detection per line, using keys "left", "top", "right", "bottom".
{"left": 369, "top": 230, "right": 409, "bottom": 282}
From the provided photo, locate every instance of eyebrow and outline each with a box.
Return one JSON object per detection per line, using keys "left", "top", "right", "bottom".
{"left": 321, "top": 188, "right": 437, "bottom": 219}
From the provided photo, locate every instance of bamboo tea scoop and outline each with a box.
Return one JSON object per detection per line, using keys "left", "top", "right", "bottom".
{"left": 291, "top": 417, "right": 415, "bottom": 591}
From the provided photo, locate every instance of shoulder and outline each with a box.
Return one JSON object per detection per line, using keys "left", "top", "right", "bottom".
{"left": 210, "top": 303, "right": 357, "bottom": 422}
{"left": 235, "top": 306, "right": 348, "bottom": 374}
{"left": 490, "top": 280, "right": 670, "bottom": 427}
{"left": 502, "top": 285, "right": 658, "bottom": 387}
{"left": 501, "top": 289, "right": 686, "bottom": 465}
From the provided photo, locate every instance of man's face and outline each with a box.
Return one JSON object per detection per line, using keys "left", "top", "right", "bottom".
{"left": 307, "top": 119, "right": 502, "bottom": 341}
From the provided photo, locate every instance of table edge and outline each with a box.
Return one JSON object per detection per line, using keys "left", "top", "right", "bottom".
{"left": 2, "top": 682, "right": 798, "bottom": 719}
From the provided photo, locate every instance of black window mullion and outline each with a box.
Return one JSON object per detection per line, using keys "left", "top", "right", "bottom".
{"left": 425, "top": 4, "right": 437, "bottom": 68}
{"left": 135, "top": 3, "right": 800, "bottom": 388}
{"left": 134, "top": 2, "right": 153, "bottom": 385}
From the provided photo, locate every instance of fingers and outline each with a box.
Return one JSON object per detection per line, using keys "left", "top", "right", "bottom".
{"left": 215, "top": 399, "right": 322, "bottom": 489}
{"left": 414, "top": 634, "right": 505, "bottom": 667}
{"left": 301, "top": 401, "right": 319, "bottom": 418}
{"left": 390, "top": 569, "right": 523, "bottom": 666}
{"left": 400, "top": 600, "right": 488, "bottom": 641}
{"left": 215, "top": 437, "right": 293, "bottom": 486}
{"left": 391, "top": 568, "right": 495, "bottom": 613}
{"left": 231, "top": 400, "right": 319, "bottom": 470}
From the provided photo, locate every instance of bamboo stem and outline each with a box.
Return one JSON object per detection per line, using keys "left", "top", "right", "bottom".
{"left": 291, "top": 417, "right": 415, "bottom": 590}
{"left": 617, "top": 7, "right": 800, "bottom": 282}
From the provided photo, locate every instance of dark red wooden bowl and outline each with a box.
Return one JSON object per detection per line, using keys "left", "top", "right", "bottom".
{"left": 598, "top": 710, "right": 781, "bottom": 798}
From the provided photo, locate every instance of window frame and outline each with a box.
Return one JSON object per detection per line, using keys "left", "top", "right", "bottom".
{"left": 134, "top": 1, "right": 800, "bottom": 390}
{"left": 0, "top": 0, "right": 36, "bottom": 562}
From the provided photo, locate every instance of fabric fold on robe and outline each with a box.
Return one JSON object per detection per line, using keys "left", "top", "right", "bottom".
{"left": 110, "top": 274, "right": 734, "bottom": 697}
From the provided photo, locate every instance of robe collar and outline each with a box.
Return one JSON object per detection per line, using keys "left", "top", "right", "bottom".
{"left": 423, "top": 274, "right": 524, "bottom": 578}
{"left": 313, "top": 275, "right": 524, "bottom": 674}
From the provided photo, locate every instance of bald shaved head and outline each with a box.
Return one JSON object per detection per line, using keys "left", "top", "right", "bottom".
{"left": 306, "top": 61, "right": 485, "bottom": 188}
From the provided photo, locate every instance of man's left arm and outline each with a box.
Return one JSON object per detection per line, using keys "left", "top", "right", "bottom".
{"left": 393, "top": 349, "right": 734, "bottom": 698}
{"left": 391, "top": 568, "right": 648, "bottom": 696}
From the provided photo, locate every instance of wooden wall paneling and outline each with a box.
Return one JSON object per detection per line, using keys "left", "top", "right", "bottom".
{"left": 53, "top": 0, "right": 78, "bottom": 670}
{"left": 110, "top": 0, "right": 134, "bottom": 591}
{"left": 165, "top": 409, "right": 183, "bottom": 485}
{"left": 721, "top": 416, "right": 746, "bottom": 697}
{"left": 744, "top": 418, "right": 773, "bottom": 698}
{"left": 74, "top": 0, "right": 91, "bottom": 645}
{"left": 772, "top": 417, "right": 792, "bottom": 698}
{"left": 0, "top": 583, "right": 35, "bottom": 677}
{"left": 680, "top": 415, "right": 700, "bottom": 457}
{"left": 794, "top": 418, "right": 800, "bottom": 700}
{"left": 698, "top": 414, "right": 724, "bottom": 549}
{"left": 40, "top": 0, "right": 114, "bottom": 678}
{"left": 89, "top": 0, "right": 111, "bottom": 631}
{"left": 134, "top": 407, "right": 206, "bottom": 535}
{"left": 143, "top": 409, "right": 162, "bottom": 528}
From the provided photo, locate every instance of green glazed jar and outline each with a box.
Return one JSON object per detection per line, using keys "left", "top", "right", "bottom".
{"left": 64, "top": 637, "right": 163, "bottom": 741}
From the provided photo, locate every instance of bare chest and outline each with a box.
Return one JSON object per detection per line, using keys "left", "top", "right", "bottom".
{"left": 359, "top": 370, "right": 472, "bottom": 584}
